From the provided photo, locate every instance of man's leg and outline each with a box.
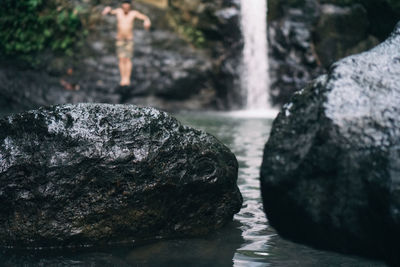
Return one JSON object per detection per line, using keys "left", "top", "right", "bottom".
{"left": 118, "top": 57, "right": 126, "bottom": 86}
{"left": 126, "top": 58, "right": 132, "bottom": 86}
{"left": 122, "top": 58, "right": 131, "bottom": 85}
{"left": 124, "top": 40, "right": 134, "bottom": 86}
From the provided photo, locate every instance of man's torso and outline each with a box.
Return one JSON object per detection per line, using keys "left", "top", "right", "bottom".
{"left": 116, "top": 9, "right": 137, "bottom": 40}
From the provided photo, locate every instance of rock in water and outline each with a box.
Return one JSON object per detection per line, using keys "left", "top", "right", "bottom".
{"left": 260, "top": 23, "right": 400, "bottom": 265}
{"left": 0, "top": 104, "right": 242, "bottom": 248}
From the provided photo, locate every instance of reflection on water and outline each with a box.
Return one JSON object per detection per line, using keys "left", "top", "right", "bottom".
{"left": 126, "top": 222, "right": 243, "bottom": 267}
{"left": 0, "top": 111, "right": 387, "bottom": 266}
{"left": 231, "top": 119, "right": 271, "bottom": 266}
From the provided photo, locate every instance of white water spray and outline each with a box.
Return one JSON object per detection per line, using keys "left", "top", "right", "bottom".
{"left": 240, "top": 0, "right": 273, "bottom": 112}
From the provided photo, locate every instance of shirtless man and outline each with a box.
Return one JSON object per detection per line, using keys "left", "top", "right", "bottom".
{"left": 102, "top": 1, "right": 151, "bottom": 86}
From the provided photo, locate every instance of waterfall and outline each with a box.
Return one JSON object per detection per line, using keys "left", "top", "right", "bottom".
{"left": 240, "top": 0, "right": 272, "bottom": 111}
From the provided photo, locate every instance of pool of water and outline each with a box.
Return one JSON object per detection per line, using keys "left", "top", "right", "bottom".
{"left": 0, "top": 111, "right": 387, "bottom": 266}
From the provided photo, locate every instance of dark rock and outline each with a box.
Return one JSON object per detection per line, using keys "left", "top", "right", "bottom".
{"left": 167, "top": 0, "right": 243, "bottom": 109}
{"left": 0, "top": 103, "right": 242, "bottom": 248}
{"left": 0, "top": 66, "right": 122, "bottom": 115}
{"left": 314, "top": 4, "right": 370, "bottom": 68}
{"left": 268, "top": 0, "right": 397, "bottom": 106}
{"left": 130, "top": 30, "right": 212, "bottom": 100}
{"left": 261, "top": 23, "right": 400, "bottom": 266}
{"left": 268, "top": 0, "right": 323, "bottom": 106}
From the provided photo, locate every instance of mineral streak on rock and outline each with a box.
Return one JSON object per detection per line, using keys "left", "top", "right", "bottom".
{"left": 0, "top": 103, "right": 242, "bottom": 248}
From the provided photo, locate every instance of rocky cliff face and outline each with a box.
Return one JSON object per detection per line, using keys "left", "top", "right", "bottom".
{"left": 168, "top": 0, "right": 243, "bottom": 108}
{"left": 268, "top": 0, "right": 400, "bottom": 106}
{"left": 0, "top": 0, "right": 242, "bottom": 114}
{"left": 261, "top": 23, "right": 400, "bottom": 266}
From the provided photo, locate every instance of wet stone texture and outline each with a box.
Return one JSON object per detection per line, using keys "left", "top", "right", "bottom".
{"left": 261, "top": 23, "right": 400, "bottom": 266}
{"left": 0, "top": 103, "right": 242, "bottom": 248}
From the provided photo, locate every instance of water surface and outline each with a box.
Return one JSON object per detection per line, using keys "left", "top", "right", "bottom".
{"left": 175, "top": 112, "right": 386, "bottom": 267}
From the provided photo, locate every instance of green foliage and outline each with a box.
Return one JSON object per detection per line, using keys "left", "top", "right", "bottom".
{"left": 179, "top": 25, "right": 206, "bottom": 48}
{"left": 0, "top": 0, "right": 87, "bottom": 62}
{"left": 167, "top": 13, "right": 206, "bottom": 48}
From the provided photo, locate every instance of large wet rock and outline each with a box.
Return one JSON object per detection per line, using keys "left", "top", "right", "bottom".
{"left": 261, "top": 23, "right": 400, "bottom": 265}
{"left": 0, "top": 103, "right": 242, "bottom": 248}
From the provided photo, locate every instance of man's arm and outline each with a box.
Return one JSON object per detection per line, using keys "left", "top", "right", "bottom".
{"left": 134, "top": 11, "right": 151, "bottom": 30}
{"left": 102, "top": 6, "right": 117, "bottom": 16}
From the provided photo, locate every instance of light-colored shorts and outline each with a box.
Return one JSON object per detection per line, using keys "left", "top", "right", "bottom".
{"left": 116, "top": 39, "right": 134, "bottom": 58}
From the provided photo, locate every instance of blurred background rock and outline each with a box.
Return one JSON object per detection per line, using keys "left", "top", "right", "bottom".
{"left": 0, "top": 0, "right": 242, "bottom": 113}
{"left": 268, "top": 0, "right": 400, "bottom": 105}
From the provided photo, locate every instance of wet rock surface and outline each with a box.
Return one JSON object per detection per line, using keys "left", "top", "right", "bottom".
{"left": 0, "top": 103, "right": 242, "bottom": 248}
{"left": 261, "top": 23, "right": 400, "bottom": 265}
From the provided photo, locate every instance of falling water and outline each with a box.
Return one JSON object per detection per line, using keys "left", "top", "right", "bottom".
{"left": 240, "top": 0, "right": 271, "bottom": 111}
